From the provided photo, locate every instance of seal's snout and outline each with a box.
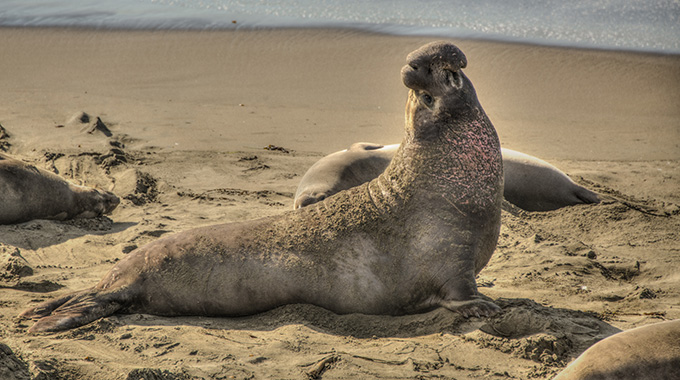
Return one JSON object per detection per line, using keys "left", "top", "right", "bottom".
{"left": 401, "top": 64, "right": 421, "bottom": 90}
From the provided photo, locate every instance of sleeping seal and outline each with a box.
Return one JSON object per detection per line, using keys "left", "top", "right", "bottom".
{"left": 294, "top": 144, "right": 599, "bottom": 211}
{"left": 554, "top": 319, "right": 680, "bottom": 380}
{"left": 0, "top": 153, "right": 119, "bottom": 224}
{"left": 21, "top": 41, "right": 503, "bottom": 333}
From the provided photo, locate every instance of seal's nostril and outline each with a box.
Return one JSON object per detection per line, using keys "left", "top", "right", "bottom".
{"left": 409, "top": 64, "right": 418, "bottom": 71}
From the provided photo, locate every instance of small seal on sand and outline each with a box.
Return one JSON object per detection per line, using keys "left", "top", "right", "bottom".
{"left": 501, "top": 149, "right": 599, "bottom": 211}
{"left": 294, "top": 142, "right": 395, "bottom": 209}
{"left": 0, "top": 153, "right": 119, "bottom": 224}
{"left": 554, "top": 319, "right": 680, "bottom": 380}
{"left": 21, "top": 41, "right": 503, "bottom": 333}
{"left": 295, "top": 144, "right": 599, "bottom": 211}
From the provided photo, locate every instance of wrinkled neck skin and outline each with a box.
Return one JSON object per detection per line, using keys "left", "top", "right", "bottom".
{"left": 367, "top": 90, "right": 503, "bottom": 219}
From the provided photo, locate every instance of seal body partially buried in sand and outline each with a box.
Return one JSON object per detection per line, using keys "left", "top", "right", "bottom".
{"left": 21, "top": 41, "right": 503, "bottom": 333}
{"left": 554, "top": 319, "right": 680, "bottom": 380}
{"left": 294, "top": 144, "right": 599, "bottom": 211}
{"left": 0, "top": 153, "right": 119, "bottom": 224}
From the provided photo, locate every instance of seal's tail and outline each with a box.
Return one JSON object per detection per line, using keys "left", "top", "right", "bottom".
{"left": 19, "top": 288, "right": 124, "bottom": 333}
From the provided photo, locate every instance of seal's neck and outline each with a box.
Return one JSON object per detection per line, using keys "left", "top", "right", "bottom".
{"left": 372, "top": 110, "right": 503, "bottom": 215}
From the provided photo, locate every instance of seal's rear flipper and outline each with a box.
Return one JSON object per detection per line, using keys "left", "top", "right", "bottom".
{"left": 19, "top": 293, "right": 79, "bottom": 320}
{"left": 20, "top": 289, "right": 123, "bottom": 333}
{"left": 441, "top": 297, "right": 501, "bottom": 318}
{"left": 575, "top": 186, "right": 600, "bottom": 205}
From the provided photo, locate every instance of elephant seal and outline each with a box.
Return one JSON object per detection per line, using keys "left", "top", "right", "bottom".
{"left": 295, "top": 144, "right": 599, "bottom": 211}
{"left": 553, "top": 319, "right": 680, "bottom": 380}
{"left": 0, "top": 153, "right": 119, "bottom": 224}
{"left": 501, "top": 149, "right": 599, "bottom": 211}
{"left": 20, "top": 41, "right": 503, "bottom": 333}
{"left": 294, "top": 142, "right": 396, "bottom": 209}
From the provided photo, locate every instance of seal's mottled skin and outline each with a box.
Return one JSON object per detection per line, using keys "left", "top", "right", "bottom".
{"left": 0, "top": 153, "right": 119, "bottom": 224}
{"left": 20, "top": 41, "right": 503, "bottom": 333}
{"left": 553, "top": 319, "right": 680, "bottom": 380}
{"left": 294, "top": 144, "right": 599, "bottom": 211}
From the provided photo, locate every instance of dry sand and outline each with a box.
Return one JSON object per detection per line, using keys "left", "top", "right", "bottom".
{"left": 0, "top": 27, "right": 679, "bottom": 379}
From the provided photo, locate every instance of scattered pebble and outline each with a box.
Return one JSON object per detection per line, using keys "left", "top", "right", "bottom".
{"left": 263, "top": 144, "right": 290, "bottom": 154}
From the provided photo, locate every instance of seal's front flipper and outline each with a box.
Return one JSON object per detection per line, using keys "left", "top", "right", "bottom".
{"left": 441, "top": 297, "right": 501, "bottom": 318}
{"left": 20, "top": 289, "right": 123, "bottom": 334}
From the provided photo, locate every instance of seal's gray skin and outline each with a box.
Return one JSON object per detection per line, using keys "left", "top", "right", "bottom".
{"left": 295, "top": 144, "right": 599, "bottom": 211}
{"left": 501, "top": 149, "right": 599, "bottom": 211}
{"left": 294, "top": 142, "right": 396, "bottom": 209}
{"left": 553, "top": 319, "right": 680, "bottom": 380}
{"left": 0, "top": 153, "right": 119, "bottom": 224}
{"left": 20, "top": 41, "right": 503, "bottom": 333}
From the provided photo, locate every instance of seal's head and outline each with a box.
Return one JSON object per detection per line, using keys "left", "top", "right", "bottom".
{"left": 295, "top": 191, "right": 327, "bottom": 209}
{"left": 400, "top": 41, "right": 482, "bottom": 142}
{"left": 97, "top": 189, "right": 121, "bottom": 215}
{"left": 74, "top": 188, "right": 120, "bottom": 219}
{"left": 397, "top": 42, "right": 502, "bottom": 215}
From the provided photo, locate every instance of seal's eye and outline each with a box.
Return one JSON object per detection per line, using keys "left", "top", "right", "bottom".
{"left": 421, "top": 93, "right": 434, "bottom": 108}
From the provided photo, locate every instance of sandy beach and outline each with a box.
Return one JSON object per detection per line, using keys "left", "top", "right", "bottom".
{"left": 1, "top": 27, "right": 679, "bottom": 379}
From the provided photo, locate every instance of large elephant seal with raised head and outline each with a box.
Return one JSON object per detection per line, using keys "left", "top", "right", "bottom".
{"left": 0, "top": 153, "right": 119, "bottom": 224}
{"left": 295, "top": 144, "right": 599, "bottom": 211}
{"left": 21, "top": 41, "right": 503, "bottom": 333}
{"left": 554, "top": 319, "right": 680, "bottom": 380}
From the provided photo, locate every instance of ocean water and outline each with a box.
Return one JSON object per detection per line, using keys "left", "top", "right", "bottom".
{"left": 1, "top": 0, "right": 679, "bottom": 54}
